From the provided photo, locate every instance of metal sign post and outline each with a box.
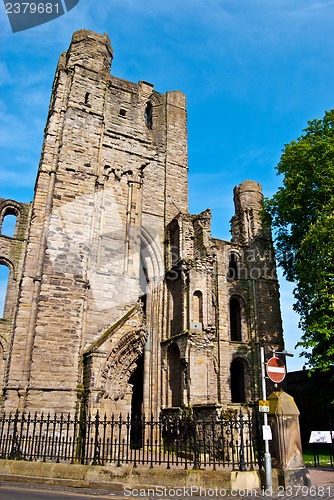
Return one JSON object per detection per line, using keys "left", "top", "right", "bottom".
{"left": 260, "top": 347, "right": 293, "bottom": 490}
{"left": 261, "top": 346, "right": 272, "bottom": 491}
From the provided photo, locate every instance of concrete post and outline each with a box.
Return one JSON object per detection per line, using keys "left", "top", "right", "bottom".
{"left": 268, "top": 391, "right": 311, "bottom": 488}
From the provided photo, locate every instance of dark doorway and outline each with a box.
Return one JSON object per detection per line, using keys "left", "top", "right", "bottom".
{"left": 129, "top": 354, "right": 144, "bottom": 448}
{"left": 168, "top": 343, "right": 182, "bottom": 407}
{"left": 231, "top": 358, "right": 246, "bottom": 403}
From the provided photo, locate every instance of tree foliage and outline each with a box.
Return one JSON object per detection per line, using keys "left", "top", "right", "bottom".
{"left": 265, "top": 109, "right": 334, "bottom": 371}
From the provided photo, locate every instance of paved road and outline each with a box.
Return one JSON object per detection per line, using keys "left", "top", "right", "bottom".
{"left": 0, "top": 483, "right": 120, "bottom": 500}
{"left": 1, "top": 472, "right": 334, "bottom": 500}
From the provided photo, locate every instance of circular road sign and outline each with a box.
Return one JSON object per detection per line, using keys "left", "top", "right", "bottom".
{"left": 266, "top": 356, "right": 286, "bottom": 384}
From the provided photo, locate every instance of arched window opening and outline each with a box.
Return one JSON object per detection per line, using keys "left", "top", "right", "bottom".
{"left": 193, "top": 290, "right": 203, "bottom": 324}
{"left": 230, "top": 297, "right": 242, "bottom": 341}
{"left": 1, "top": 210, "right": 17, "bottom": 238}
{"left": 145, "top": 101, "right": 153, "bottom": 129}
{"left": 168, "top": 343, "right": 182, "bottom": 407}
{"left": 228, "top": 252, "right": 239, "bottom": 279}
{"left": 231, "top": 358, "right": 246, "bottom": 403}
{"left": 0, "top": 263, "right": 10, "bottom": 318}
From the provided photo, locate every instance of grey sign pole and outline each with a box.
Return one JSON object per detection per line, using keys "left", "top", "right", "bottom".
{"left": 261, "top": 346, "right": 273, "bottom": 490}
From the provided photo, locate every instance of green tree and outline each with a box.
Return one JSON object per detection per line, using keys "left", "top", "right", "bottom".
{"left": 265, "top": 109, "right": 334, "bottom": 371}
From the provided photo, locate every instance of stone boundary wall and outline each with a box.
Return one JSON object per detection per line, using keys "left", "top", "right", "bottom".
{"left": 0, "top": 459, "right": 267, "bottom": 491}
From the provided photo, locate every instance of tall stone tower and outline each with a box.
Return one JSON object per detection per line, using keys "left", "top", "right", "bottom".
{"left": 0, "top": 30, "right": 284, "bottom": 418}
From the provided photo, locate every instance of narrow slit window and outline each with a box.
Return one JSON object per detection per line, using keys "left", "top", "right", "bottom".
{"left": 145, "top": 101, "right": 153, "bottom": 129}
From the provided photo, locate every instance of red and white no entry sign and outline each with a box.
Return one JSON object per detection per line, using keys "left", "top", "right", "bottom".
{"left": 266, "top": 356, "right": 286, "bottom": 383}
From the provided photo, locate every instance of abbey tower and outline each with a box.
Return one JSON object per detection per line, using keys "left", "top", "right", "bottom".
{"left": 0, "top": 30, "right": 284, "bottom": 419}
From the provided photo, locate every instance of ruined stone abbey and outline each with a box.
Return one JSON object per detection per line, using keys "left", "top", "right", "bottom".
{"left": 0, "top": 30, "right": 284, "bottom": 418}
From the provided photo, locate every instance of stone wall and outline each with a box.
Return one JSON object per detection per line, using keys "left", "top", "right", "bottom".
{"left": 0, "top": 199, "right": 31, "bottom": 397}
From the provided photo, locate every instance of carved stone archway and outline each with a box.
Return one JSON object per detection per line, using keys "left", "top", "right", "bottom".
{"left": 100, "top": 326, "right": 147, "bottom": 405}
{"left": 83, "top": 304, "right": 148, "bottom": 416}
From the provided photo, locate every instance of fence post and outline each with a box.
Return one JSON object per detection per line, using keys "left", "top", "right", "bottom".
{"left": 92, "top": 411, "right": 100, "bottom": 465}
{"left": 150, "top": 414, "right": 154, "bottom": 469}
{"left": 246, "top": 410, "right": 254, "bottom": 470}
{"left": 9, "top": 409, "right": 22, "bottom": 460}
{"left": 192, "top": 419, "right": 200, "bottom": 470}
{"left": 117, "top": 414, "right": 122, "bottom": 467}
{"left": 238, "top": 410, "right": 246, "bottom": 471}
{"left": 74, "top": 411, "right": 83, "bottom": 464}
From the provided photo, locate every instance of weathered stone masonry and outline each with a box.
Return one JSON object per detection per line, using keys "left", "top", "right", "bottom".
{"left": 0, "top": 30, "right": 284, "bottom": 418}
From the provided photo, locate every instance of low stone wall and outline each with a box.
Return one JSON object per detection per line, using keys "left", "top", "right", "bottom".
{"left": 0, "top": 460, "right": 264, "bottom": 492}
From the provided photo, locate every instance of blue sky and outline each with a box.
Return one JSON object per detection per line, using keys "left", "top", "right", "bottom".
{"left": 1, "top": 0, "right": 334, "bottom": 371}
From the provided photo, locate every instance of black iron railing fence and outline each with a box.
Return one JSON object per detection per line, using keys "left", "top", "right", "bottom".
{"left": 0, "top": 409, "right": 258, "bottom": 470}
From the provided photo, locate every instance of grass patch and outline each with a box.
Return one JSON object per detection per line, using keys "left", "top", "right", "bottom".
{"left": 303, "top": 445, "right": 333, "bottom": 467}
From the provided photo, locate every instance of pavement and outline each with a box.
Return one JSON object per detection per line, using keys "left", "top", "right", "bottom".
{"left": 1, "top": 466, "right": 334, "bottom": 499}
{"left": 308, "top": 466, "right": 334, "bottom": 487}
